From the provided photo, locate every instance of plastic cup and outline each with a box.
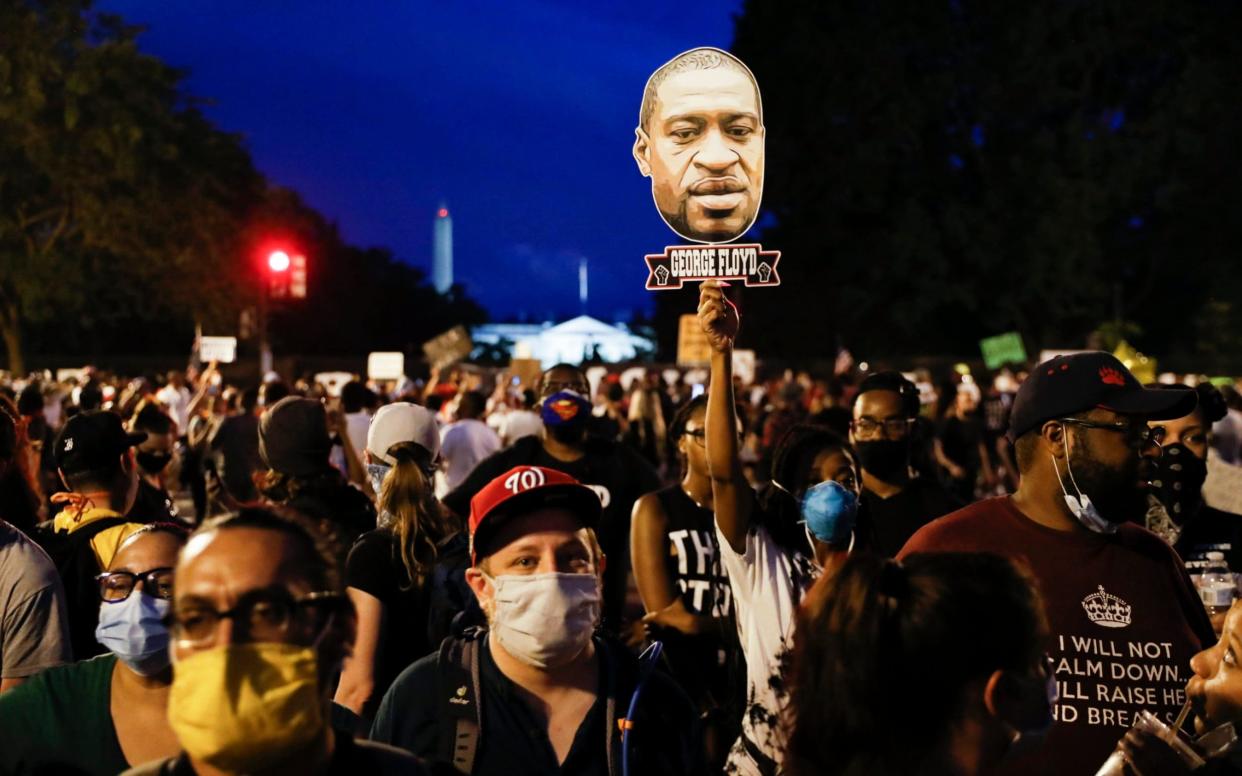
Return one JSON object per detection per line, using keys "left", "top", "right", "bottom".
{"left": 1095, "top": 710, "right": 1205, "bottom": 775}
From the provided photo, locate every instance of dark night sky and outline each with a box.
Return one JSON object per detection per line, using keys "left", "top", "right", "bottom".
{"left": 98, "top": 0, "right": 746, "bottom": 323}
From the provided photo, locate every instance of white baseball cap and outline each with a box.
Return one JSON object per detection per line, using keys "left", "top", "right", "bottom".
{"left": 366, "top": 402, "right": 440, "bottom": 465}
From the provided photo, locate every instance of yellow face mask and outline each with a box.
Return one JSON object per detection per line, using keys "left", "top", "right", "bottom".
{"left": 168, "top": 642, "right": 325, "bottom": 771}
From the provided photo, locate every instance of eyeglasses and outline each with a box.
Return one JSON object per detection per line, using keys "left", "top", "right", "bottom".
{"left": 541, "top": 380, "right": 589, "bottom": 398}
{"left": 168, "top": 588, "right": 344, "bottom": 648}
{"left": 850, "top": 417, "right": 915, "bottom": 440}
{"left": 96, "top": 567, "right": 175, "bottom": 602}
{"left": 1057, "top": 418, "right": 1165, "bottom": 449}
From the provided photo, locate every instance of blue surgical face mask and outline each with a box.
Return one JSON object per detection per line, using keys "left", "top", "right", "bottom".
{"left": 800, "top": 479, "right": 859, "bottom": 546}
{"left": 95, "top": 592, "right": 172, "bottom": 676}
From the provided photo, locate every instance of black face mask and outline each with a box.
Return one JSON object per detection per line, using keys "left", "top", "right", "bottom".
{"left": 855, "top": 439, "right": 910, "bottom": 481}
{"left": 136, "top": 451, "right": 172, "bottom": 475}
{"left": 1153, "top": 443, "right": 1208, "bottom": 525}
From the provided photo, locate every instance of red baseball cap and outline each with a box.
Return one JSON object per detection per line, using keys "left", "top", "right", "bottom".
{"left": 468, "top": 465, "right": 602, "bottom": 564}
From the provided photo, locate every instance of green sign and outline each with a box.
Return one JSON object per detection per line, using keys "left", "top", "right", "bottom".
{"left": 979, "top": 332, "right": 1028, "bottom": 370}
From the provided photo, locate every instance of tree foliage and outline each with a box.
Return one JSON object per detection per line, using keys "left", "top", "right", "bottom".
{"left": 658, "top": 0, "right": 1242, "bottom": 370}
{"left": 1, "top": 0, "right": 485, "bottom": 373}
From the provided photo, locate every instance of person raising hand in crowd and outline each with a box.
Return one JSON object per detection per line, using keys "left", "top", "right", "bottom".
{"left": 698, "top": 280, "right": 862, "bottom": 775}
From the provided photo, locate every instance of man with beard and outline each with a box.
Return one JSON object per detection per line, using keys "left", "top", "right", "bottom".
{"left": 900, "top": 352, "right": 1213, "bottom": 776}
{"left": 443, "top": 365, "right": 661, "bottom": 633}
{"left": 848, "top": 371, "right": 959, "bottom": 557}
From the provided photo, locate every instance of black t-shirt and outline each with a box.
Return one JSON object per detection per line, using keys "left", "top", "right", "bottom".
{"left": 856, "top": 477, "right": 961, "bottom": 558}
{"left": 442, "top": 437, "right": 661, "bottom": 630}
{"left": 651, "top": 486, "right": 743, "bottom": 716}
{"left": 208, "top": 413, "right": 262, "bottom": 502}
{"left": 284, "top": 475, "right": 377, "bottom": 550}
{"left": 128, "top": 480, "right": 177, "bottom": 524}
{"left": 369, "top": 635, "right": 698, "bottom": 776}
{"left": 345, "top": 530, "right": 435, "bottom": 715}
{"left": 936, "top": 414, "right": 983, "bottom": 472}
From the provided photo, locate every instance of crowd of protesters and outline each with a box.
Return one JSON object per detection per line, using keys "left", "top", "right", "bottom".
{"left": 1, "top": 288, "right": 1242, "bottom": 774}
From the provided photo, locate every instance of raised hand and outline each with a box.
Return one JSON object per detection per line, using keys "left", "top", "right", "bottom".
{"left": 698, "top": 280, "right": 739, "bottom": 353}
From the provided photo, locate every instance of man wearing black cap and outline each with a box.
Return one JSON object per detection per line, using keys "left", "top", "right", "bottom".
{"left": 46, "top": 410, "right": 148, "bottom": 658}
{"left": 256, "top": 396, "right": 375, "bottom": 547}
{"left": 900, "top": 352, "right": 1213, "bottom": 775}
{"left": 372, "top": 465, "right": 698, "bottom": 775}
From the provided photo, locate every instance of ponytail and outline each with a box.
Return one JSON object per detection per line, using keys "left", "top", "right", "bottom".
{"left": 379, "top": 442, "right": 453, "bottom": 589}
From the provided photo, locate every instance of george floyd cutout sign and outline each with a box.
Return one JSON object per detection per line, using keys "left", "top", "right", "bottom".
{"left": 634, "top": 46, "right": 780, "bottom": 289}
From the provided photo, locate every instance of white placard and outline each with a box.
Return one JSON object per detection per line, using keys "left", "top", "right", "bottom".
{"left": 200, "top": 336, "right": 237, "bottom": 364}
{"left": 732, "top": 349, "right": 756, "bottom": 386}
{"left": 367, "top": 352, "right": 405, "bottom": 380}
{"left": 56, "top": 368, "right": 89, "bottom": 384}
{"left": 314, "top": 371, "right": 355, "bottom": 397}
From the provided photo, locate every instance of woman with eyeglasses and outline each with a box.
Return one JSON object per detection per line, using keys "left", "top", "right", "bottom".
{"left": 0, "top": 522, "right": 188, "bottom": 775}
{"left": 630, "top": 394, "right": 744, "bottom": 772}
{"left": 334, "top": 403, "right": 467, "bottom": 724}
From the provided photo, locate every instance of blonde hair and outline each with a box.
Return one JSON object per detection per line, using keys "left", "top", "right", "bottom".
{"left": 379, "top": 441, "right": 455, "bottom": 589}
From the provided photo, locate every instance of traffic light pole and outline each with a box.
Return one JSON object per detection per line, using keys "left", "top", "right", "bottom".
{"left": 259, "top": 281, "right": 273, "bottom": 376}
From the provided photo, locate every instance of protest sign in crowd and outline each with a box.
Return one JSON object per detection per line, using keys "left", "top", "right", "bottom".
{"left": 0, "top": 284, "right": 1240, "bottom": 775}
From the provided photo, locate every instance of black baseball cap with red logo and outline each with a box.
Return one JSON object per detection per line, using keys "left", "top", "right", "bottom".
{"left": 468, "top": 465, "right": 602, "bottom": 564}
{"left": 1007, "top": 351, "right": 1198, "bottom": 442}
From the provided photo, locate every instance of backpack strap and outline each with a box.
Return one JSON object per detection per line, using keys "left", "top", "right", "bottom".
{"left": 436, "top": 633, "right": 484, "bottom": 774}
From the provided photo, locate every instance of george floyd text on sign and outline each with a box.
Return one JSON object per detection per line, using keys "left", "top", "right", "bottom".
{"left": 646, "top": 244, "right": 781, "bottom": 290}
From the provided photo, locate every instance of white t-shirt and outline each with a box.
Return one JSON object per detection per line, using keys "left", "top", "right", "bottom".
{"left": 439, "top": 419, "right": 500, "bottom": 492}
{"left": 345, "top": 411, "right": 371, "bottom": 459}
{"left": 156, "top": 385, "right": 192, "bottom": 433}
{"left": 500, "top": 409, "right": 543, "bottom": 447}
{"left": 716, "top": 521, "right": 819, "bottom": 776}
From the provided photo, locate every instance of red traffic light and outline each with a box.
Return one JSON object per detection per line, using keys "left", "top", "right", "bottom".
{"left": 268, "top": 251, "right": 291, "bottom": 272}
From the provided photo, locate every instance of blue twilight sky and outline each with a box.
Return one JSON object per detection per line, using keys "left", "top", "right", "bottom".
{"left": 98, "top": 0, "right": 746, "bottom": 322}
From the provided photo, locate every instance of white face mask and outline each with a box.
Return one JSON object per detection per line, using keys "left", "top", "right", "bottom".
{"left": 1052, "top": 429, "right": 1117, "bottom": 535}
{"left": 483, "top": 572, "right": 600, "bottom": 668}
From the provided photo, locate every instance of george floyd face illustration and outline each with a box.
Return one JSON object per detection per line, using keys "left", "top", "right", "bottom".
{"left": 634, "top": 48, "right": 765, "bottom": 245}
